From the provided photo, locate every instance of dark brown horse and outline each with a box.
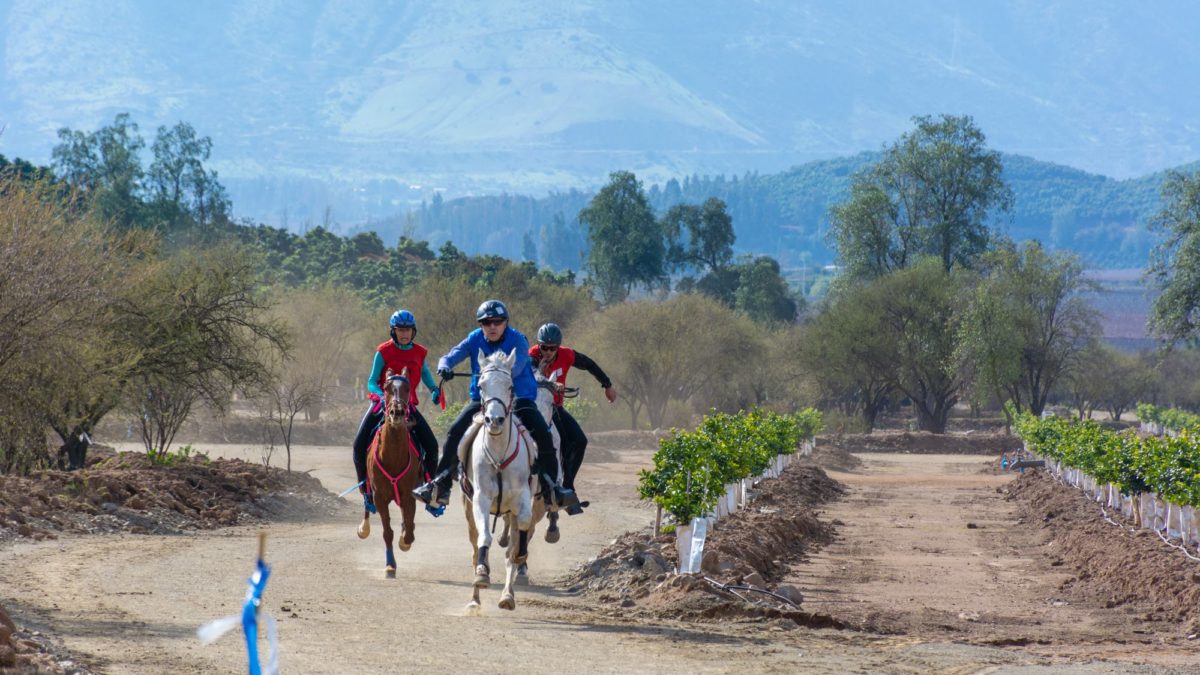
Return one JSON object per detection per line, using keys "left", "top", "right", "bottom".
{"left": 360, "top": 370, "right": 421, "bottom": 578}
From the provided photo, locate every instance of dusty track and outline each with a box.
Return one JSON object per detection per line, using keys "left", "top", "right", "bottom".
{"left": 797, "top": 453, "right": 1198, "bottom": 670}
{"left": 1, "top": 445, "right": 1195, "bottom": 672}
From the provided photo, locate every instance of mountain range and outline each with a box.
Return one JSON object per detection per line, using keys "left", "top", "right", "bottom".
{"left": 2, "top": 0, "right": 1199, "bottom": 229}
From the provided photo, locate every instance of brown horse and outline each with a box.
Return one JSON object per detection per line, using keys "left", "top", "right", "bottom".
{"left": 360, "top": 370, "right": 421, "bottom": 578}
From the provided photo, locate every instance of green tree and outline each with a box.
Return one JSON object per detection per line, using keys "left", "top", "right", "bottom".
{"left": 663, "top": 197, "right": 735, "bottom": 275}
{"left": 1148, "top": 170, "right": 1200, "bottom": 342}
{"left": 146, "top": 121, "right": 229, "bottom": 230}
{"left": 849, "top": 258, "right": 969, "bottom": 432}
{"left": 958, "top": 241, "right": 1099, "bottom": 419}
{"left": 579, "top": 171, "right": 664, "bottom": 303}
{"left": 51, "top": 113, "right": 146, "bottom": 228}
{"left": 733, "top": 256, "right": 799, "bottom": 324}
{"left": 125, "top": 245, "right": 288, "bottom": 457}
{"left": 830, "top": 114, "right": 1012, "bottom": 280}
{"left": 580, "top": 294, "right": 759, "bottom": 429}
{"left": 800, "top": 288, "right": 896, "bottom": 430}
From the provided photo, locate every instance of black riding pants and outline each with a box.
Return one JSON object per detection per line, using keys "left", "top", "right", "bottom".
{"left": 553, "top": 406, "right": 587, "bottom": 490}
{"left": 352, "top": 403, "right": 439, "bottom": 485}
{"left": 435, "top": 399, "right": 559, "bottom": 481}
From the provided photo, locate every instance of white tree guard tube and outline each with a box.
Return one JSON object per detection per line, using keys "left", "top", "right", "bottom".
{"left": 686, "top": 517, "right": 708, "bottom": 574}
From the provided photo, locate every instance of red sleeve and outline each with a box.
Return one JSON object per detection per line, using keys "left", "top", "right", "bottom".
{"left": 563, "top": 347, "right": 576, "bottom": 370}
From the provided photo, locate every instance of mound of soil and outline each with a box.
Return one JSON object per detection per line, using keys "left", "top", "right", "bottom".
{"left": 0, "top": 600, "right": 85, "bottom": 673}
{"left": 0, "top": 447, "right": 337, "bottom": 543}
{"left": 802, "top": 439, "right": 863, "bottom": 472}
{"left": 822, "top": 430, "right": 1021, "bottom": 455}
{"left": 563, "top": 465, "right": 849, "bottom": 629}
{"left": 1005, "top": 471, "right": 1200, "bottom": 634}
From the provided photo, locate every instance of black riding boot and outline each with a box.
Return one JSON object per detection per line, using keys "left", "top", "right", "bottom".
{"left": 413, "top": 400, "right": 480, "bottom": 507}
{"left": 513, "top": 400, "right": 582, "bottom": 512}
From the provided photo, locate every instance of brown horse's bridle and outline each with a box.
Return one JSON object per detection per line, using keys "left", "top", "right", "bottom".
{"left": 371, "top": 375, "right": 420, "bottom": 507}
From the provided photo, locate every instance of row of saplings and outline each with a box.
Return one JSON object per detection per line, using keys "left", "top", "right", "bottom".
{"left": 1016, "top": 412, "right": 1200, "bottom": 547}
{"left": 638, "top": 407, "right": 823, "bottom": 563}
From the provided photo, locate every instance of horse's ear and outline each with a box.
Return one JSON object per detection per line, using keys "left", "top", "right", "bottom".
{"left": 400, "top": 367, "right": 409, "bottom": 379}
{"left": 385, "top": 367, "right": 394, "bottom": 379}
{"left": 477, "top": 348, "right": 487, "bottom": 367}
{"left": 505, "top": 348, "right": 517, "bottom": 369}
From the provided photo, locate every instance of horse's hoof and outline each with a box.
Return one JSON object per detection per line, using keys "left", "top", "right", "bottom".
{"left": 357, "top": 521, "right": 370, "bottom": 539}
{"left": 544, "top": 526, "right": 560, "bottom": 544}
{"left": 499, "top": 594, "right": 516, "bottom": 611}
{"left": 385, "top": 566, "right": 396, "bottom": 579}
{"left": 399, "top": 540, "right": 412, "bottom": 552}
{"left": 474, "top": 574, "right": 490, "bottom": 589}
{"left": 465, "top": 601, "right": 481, "bottom": 616}
{"left": 497, "top": 532, "right": 509, "bottom": 547}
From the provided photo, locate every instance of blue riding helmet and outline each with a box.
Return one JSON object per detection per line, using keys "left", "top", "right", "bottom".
{"left": 389, "top": 310, "right": 417, "bottom": 336}
{"left": 475, "top": 299, "right": 508, "bottom": 322}
{"left": 537, "top": 322, "right": 563, "bottom": 346}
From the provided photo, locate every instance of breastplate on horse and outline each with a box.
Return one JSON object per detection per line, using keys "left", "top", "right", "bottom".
{"left": 360, "top": 371, "right": 422, "bottom": 578}
{"left": 459, "top": 349, "right": 549, "bottom": 612}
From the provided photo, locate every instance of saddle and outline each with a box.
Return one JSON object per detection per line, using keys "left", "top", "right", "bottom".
{"left": 458, "top": 413, "right": 538, "bottom": 503}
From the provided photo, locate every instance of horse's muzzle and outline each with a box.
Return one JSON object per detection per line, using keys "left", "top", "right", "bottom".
{"left": 484, "top": 415, "right": 505, "bottom": 435}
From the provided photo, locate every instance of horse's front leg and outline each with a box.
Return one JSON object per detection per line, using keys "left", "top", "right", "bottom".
{"left": 399, "top": 488, "right": 415, "bottom": 552}
{"left": 463, "top": 494, "right": 482, "bottom": 612}
{"left": 378, "top": 493, "right": 396, "bottom": 579}
{"left": 471, "top": 478, "right": 493, "bottom": 589}
{"left": 499, "top": 512, "right": 520, "bottom": 611}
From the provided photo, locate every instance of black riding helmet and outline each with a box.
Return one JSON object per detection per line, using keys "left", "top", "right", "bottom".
{"left": 537, "top": 322, "right": 563, "bottom": 346}
{"left": 476, "top": 299, "right": 509, "bottom": 322}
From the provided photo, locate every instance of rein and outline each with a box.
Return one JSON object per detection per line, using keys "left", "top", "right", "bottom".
{"left": 474, "top": 362, "right": 526, "bottom": 532}
{"left": 370, "top": 400, "right": 420, "bottom": 508}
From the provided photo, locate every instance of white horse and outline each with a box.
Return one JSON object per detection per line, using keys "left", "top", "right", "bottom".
{"left": 461, "top": 349, "right": 545, "bottom": 611}
{"left": 496, "top": 369, "right": 564, "bottom": 585}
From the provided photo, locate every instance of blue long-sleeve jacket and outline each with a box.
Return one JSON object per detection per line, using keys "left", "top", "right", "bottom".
{"left": 438, "top": 327, "right": 537, "bottom": 401}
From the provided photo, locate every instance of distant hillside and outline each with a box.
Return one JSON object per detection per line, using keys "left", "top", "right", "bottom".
{"left": 363, "top": 153, "right": 1187, "bottom": 271}
{"left": 4, "top": 1, "right": 1200, "bottom": 226}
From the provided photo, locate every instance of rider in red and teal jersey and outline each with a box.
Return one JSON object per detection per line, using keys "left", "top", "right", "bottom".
{"left": 412, "top": 300, "right": 582, "bottom": 516}
{"left": 351, "top": 310, "right": 441, "bottom": 513}
{"left": 529, "top": 322, "right": 617, "bottom": 494}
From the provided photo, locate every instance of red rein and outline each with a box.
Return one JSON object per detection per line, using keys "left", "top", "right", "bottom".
{"left": 370, "top": 406, "right": 420, "bottom": 507}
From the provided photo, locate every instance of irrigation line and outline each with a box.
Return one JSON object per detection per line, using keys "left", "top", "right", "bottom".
{"left": 1152, "top": 515, "right": 1200, "bottom": 563}
{"left": 702, "top": 576, "right": 798, "bottom": 608}
{"left": 1035, "top": 455, "right": 1200, "bottom": 564}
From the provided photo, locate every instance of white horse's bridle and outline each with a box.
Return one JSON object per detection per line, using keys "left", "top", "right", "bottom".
{"left": 478, "top": 364, "right": 514, "bottom": 437}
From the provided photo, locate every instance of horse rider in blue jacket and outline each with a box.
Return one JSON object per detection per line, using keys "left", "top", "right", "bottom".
{"left": 412, "top": 299, "right": 582, "bottom": 515}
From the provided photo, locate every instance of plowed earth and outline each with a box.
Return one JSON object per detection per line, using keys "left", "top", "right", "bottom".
{"left": 2, "top": 432, "right": 1198, "bottom": 673}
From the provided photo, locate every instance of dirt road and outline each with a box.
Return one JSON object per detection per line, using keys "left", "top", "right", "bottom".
{"left": 0, "top": 445, "right": 1193, "bottom": 672}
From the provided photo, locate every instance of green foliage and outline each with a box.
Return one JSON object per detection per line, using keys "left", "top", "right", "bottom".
{"left": 434, "top": 399, "right": 471, "bottom": 431}
{"left": 563, "top": 396, "right": 596, "bottom": 426}
{"left": 829, "top": 114, "right": 1012, "bottom": 280}
{"left": 637, "top": 408, "right": 821, "bottom": 523}
{"left": 1148, "top": 169, "right": 1200, "bottom": 342}
{"left": 732, "top": 255, "right": 799, "bottom": 324}
{"left": 147, "top": 443, "right": 198, "bottom": 467}
{"left": 1135, "top": 403, "right": 1200, "bottom": 432}
{"left": 580, "top": 171, "right": 664, "bottom": 303}
{"left": 957, "top": 241, "right": 1099, "bottom": 416}
{"left": 1015, "top": 413, "right": 1200, "bottom": 507}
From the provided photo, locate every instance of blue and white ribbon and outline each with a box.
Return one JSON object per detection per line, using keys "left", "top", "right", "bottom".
{"left": 198, "top": 558, "right": 278, "bottom": 675}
